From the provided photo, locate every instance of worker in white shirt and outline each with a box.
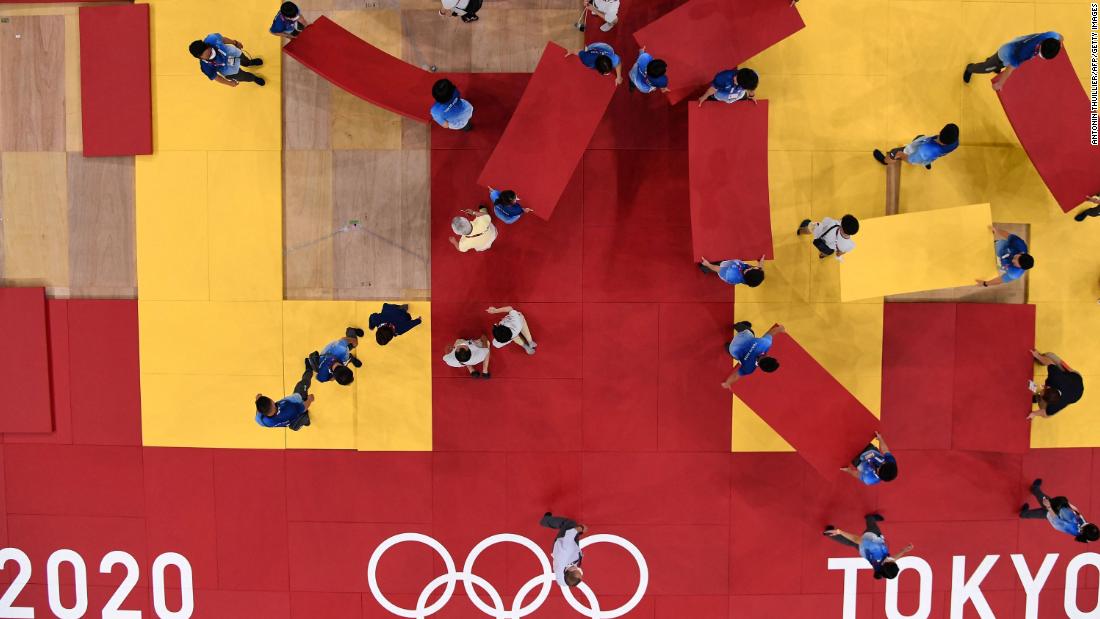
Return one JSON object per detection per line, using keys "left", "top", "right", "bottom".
{"left": 540, "top": 512, "right": 587, "bottom": 587}
{"left": 586, "top": 0, "right": 619, "bottom": 32}
{"left": 440, "top": 0, "right": 482, "bottom": 23}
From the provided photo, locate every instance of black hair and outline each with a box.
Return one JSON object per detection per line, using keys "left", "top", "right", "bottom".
{"left": 333, "top": 365, "right": 354, "bottom": 386}
{"left": 496, "top": 190, "right": 517, "bottom": 205}
{"left": 841, "top": 214, "right": 860, "bottom": 235}
{"left": 1017, "top": 253, "right": 1034, "bottom": 270}
{"left": 564, "top": 570, "right": 582, "bottom": 587}
{"left": 1082, "top": 523, "right": 1100, "bottom": 542}
{"left": 188, "top": 40, "right": 208, "bottom": 59}
{"left": 939, "top": 123, "right": 959, "bottom": 145}
{"left": 255, "top": 395, "right": 274, "bottom": 414}
{"left": 1041, "top": 387, "right": 1062, "bottom": 405}
{"left": 455, "top": 347, "right": 472, "bottom": 363}
{"left": 758, "top": 356, "right": 780, "bottom": 373}
{"left": 280, "top": 2, "right": 300, "bottom": 17}
{"left": 1040, "top": 38, "right": 1062, "bottom": 60}
{"left": 647, "top": 59, "right": 667, "bottom": 78}
{"left": 878, "top": 562, "right": 900, "bottom": 580}
{"left": 432, "top": 79, "right": 457, "bottom": 104}
{"left": 877, "top": 461, "right": 898, "bottom": 482}
{"left": 595, "top": 55, "right": 614, "bottom": 75}
{"left": 375, "top": 325, "right": 395, "bottom": 346}
{"left": 743, "top": 268, "right": 765, "bottom": 288}
{"left": 736, "top": 68, "right": 759, "bottom": 91}
{"left": 492, "top": 324, "right": 514, "bottom": 344}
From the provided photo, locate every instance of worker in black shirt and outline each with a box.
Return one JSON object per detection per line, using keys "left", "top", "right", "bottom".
{"left": 1028, "top": 349, "right": 1084, "bottom": 420}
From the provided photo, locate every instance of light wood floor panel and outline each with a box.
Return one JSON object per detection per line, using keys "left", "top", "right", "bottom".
{"left": 284, "top": 150, "right": 335, "bottom": 299}
{"left": 401, "top": 10, "right": 473, "bottom": 72}
{"left": 283, "top": 57, "right": 332, "bottom": 151}
{"left": 1, "top": 152, "right": 69, "bottom": 288}
{"left": 470, "top": 10, "right": 582, "bottom": 72}
{"left": 0, "top": 15, "right": 65, "bottom": 152}
{"left": 63, "top": 12, "right": 81, "bottom": 153}
{"left": 331, "top": 88, "right": 402, "bottom": 150}
{"left": 67, "top": 155, "right": 136, "bottom": 297}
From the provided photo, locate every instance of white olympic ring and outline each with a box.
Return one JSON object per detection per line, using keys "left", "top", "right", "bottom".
{"left": 367, "top": 532, "right": 648, "bottom": 619}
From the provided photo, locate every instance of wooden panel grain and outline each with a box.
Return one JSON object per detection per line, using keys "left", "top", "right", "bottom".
{"left": 0, "top": 15, "right": 65, "bottom": 151}
{"left": 331, "top": 88, "right": 402, "bottom": 150}
{"left": 283, "top": 56, "right": 331, "bottom": 151}
{"left": 284, "top": 150, "right": 334, "bottom": 298}
{"left": 1, "top": 152, "right": 69, "bottom": 288}
{"left": 67, "top": 154, "right": 136, "bottom": 296}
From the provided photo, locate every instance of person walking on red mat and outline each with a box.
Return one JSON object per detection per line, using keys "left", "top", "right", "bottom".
{"left": 443, "top": 335, "right": 492, "bottom": 378}
{"left": 369, "top": 303, "right": 422, "bottom": 346}
{"left": 824, "top": 515, "right": 914, "bottom": 580}
{"left": 1027, "top": 349, "right": 1084, "bottom": 420}
{"left": 841, "top": 432, "right": 898, "bottom": 485}
{"left": 431, "top": 79, "right": 475, "bottom": 132}
{"left": 450, "top": 206, "right": 498, "bottom": 253}
{"left": 873, "top": 123, "right": 959, "bottom": 170}
{"left": 963, "top": 32, "right": 1063, "bottom": 91}
{"left": 270, "top": 2, "right": 309, "bottom": 39}
{"left": 975, "top": 225, "right": 1033, "bottom": 288}
{"left": 488, "top": 188, "right": 532, "bottom": 224}
{"left": 440, "top": 0, "right": 483, "bottom": 23}
{"left": 541, "top": 512, "right": 587, "bottom": 587}
{"left": 697, "top": 256, "right": 765, "bottom": 288}
{"left": 627, "top": 48, "right": 669, "bottom": 94}
{"left": 487, "top": 306, "right": 537, "bottom": 354}
{"left": 1020, "top": 479, "right": 1100, "bottom": 543}
{"left": 721, "top": 322, "right": 783, "bottom": 389}
{"left": 796, "top": 214, "right": 859, "bottom": 260}
{"left": 307, "top": 327, "right": 365, "bottom": 387}
{"left": 567, "top": 43, "right": 623, "bottom": 85}
{"left": 189, "top": 33, "right": 265, "bottom": 87}
{"left": 697, "top": 67, "right": 758, "bottom": 106}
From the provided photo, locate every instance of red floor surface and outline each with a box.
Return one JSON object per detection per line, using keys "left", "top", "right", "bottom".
{"left": 0, "top": 288, "right": 53, "bottom": 433}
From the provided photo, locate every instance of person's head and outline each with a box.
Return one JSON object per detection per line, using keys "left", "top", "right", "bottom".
{"left": 189, "top": 40, "right": 212, "bottom": 60}
{"left": 451, "top": 216, "right": 473, "bottom": 236}
{"left": 564, "top": 566, "right": 584, "bottom": 587}
{"left": 877, "top": 561, "right": 900, "bottom": 580}
{"left": 280, "top": 1, "right": 300, "bottom": 18}
{"left": 735, "top": 68, "right": 759, "bottom": 91}
{"left": 877, "top": 460, "right": 898, "bottom": 482}
{"left": 375, "top": 325, "right": 396, "bottom": 346}
{"left": 432, "top": 78, "right": 457, "bottom": 104}
{"left": 333, "top": 364, "right": 354, "bottom": 386}
{"left": 841, "top": 214, "right": 860, "bottom": 236}
{"left": 758, "top": 356, "right": 780, "bottom": 373}
{"left": 1040, "top": 386, "right": 1062, "bottom": 406}
{"left": 594, "top": 55, "right": 614, "bottom": 76}
{"left": 492, "top": 324, "right": 514, "bottom": 344}
{"left": 743, "top": 267, "right": 765, "bottom": 288}
{"left": 255, "top": 395, "right": 275, "bottom": 416}
{"left": 647, "top": 59, "right": 668, "bottom": 79}
{"left": 1040, "top": 38, "right": 1062, "bottom": 60}
{"left": 496, "top": 190, "right": 517, "bottom": 205}
{"left": 454, "top": 346, "right": 472, "bottom": 364}
{"left": 1082, "top": 523, "right": 1100, "bottom": 542}
{"left": 1014, "top": 253, "right": 1035, "bottom": 270}
{"left": 938, "top": 123, "right": 959, "bottom": 146}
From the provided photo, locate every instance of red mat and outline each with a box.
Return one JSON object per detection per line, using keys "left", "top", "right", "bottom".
{"left": 881, "top": 303, "right": 955, "bottom": 450}
{"left": 0, "top": 288, "right": 53, "bottom": 433}
{"left": 67, "top": 300, "right": 142, "bottom": 446}
{"left": 731, "top": 331, "right": 880, "bottom": 477}
{"left": 284, "top": 16, "right": 435, "bottom": 122}
{"left": 998, "top": 52, "right": 1100, "bottom": 212}
{"left": 477, "top": 43, "right": 617, "bottom": 218}
{"left": 688, "top": 101, "right": 773, "bottom": 261}
{"left": 78, "top": 5, "right": 152, "bottom": 156}
{"left": 633, "top": 0, "right": 804, "bottom": 104}
{"left": 429, "top": 73, "right": 530, "bottom": 150}
{"left": 4, "top": 444, "right": 144, "bottom": 517}
{"left": 143, "top": 448, "right": 220, "bottom": 589}
{"left": 212, "top": 450, "right": 289, "bottom": 591}
{"left": 5, "top": 299, "right": 73, "bottom": 444}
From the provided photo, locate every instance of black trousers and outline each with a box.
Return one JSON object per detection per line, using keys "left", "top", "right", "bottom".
{"left": 229, "top": 69, "right": 261, "bottom": 83}
{"left": 293, "top": 365, "right": 312, "bottom": 399}
{"left": 540, "top": 514, "right": 578, "bottom": 538}
{"left": 1020, "top": 483, "right": 1069, "bottom": 519}
{"left": 828, "top": 515, "right": 882, "bottom": 549}
{"left": 1076, "top": 206, "right": 1100, "bottom": 220}
{"left": 967, "top": 53, "right": 1005, "bottom": 75}
{"left": 851, "top": 443, "right": 876, "bottom": 467}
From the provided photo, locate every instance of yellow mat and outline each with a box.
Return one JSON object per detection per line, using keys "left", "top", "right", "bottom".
{"left": 838, "top": 203, "right": 993, "bottom": 302}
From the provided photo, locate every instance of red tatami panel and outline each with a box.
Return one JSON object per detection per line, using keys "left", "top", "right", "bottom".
{"left": 875, "top": 450, "right": 1022, "bottom": 522}
{"left": 8, "top": 514, "right": 147, "bottom": 586}
{"left": 0, "top": 287, "right": 52, "bottom": 433}
{"left": 79, "top": 5, "right": 152, "bottom": 156}
{"left": 5, "top": 299, "right": 73, "bottom": 444}
{"left": 291, "top": 592, "right": 363, "bottom": 619}
{"left": 67, "top": 299, "right": 142, "bottom": 446}
{"left": 582, "top": 452, "right": 730, "bottom": 526}
{"left": 729, "top": 453, "right": 806, "bottom": 595}
{"left": 582, "top": 150, "right": 688, "bottom": 227}
{"left": 4, "top": 444, "right": 144, "bottom": 517}
{"left": 287, "top": 522, "right": 435, "bottom": 593}
{"left": 212, "top": 450, "right": 289, "bottom": 591}
{"left": 285, "top": 451, "right": 433, "bottom": 524}
{"left": 143, "top": 447, "right": 219, "bottom": 589}
{"left": 191, "top": 590, "right": 290, "bottom": 619}
{"left": 881, "top": 303, "right": 955, "bottom": 450}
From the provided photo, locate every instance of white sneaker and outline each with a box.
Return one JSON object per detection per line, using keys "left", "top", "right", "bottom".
{"left": 600, "top": 21, "right": 615, "bottom": 32}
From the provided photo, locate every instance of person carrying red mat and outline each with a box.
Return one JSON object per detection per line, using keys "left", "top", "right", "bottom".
{"left": 269, "top": 2, "right": 309, "bottom": 40}
{"left": 697, "top": 67, "right": 758, "bottom": 106}
{"left": 964, "top": 32, "right": 1063, "bottom": 92}
{"left": 627, "top": 48, "right": 669, "bottom": 94}
{"left": 721, "top": 322, "right": 783, "bottom": 390}
{"left": 566, "top": 43, "right": 623, "bottom": 85}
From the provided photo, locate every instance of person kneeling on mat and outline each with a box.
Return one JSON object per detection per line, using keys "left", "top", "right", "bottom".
{"left": 369, "top": 303, "right": 422, "bottom": 346}
{"left": 189, "top": 33, "right": 265, "bottom": 87}
{"left": 721, "top": 322, "right": 783, "bottom": 390}
{"left": 443, "top": 335, "right": 492, "bottom": 378}
{"left": 270, "top": 2, "right": 309, "bottom": 39}
{"left": 440, "top": 0, "right": 482, "bottom": 23}
{"left": 873, "top": 123, "right": 959, "bottom": 170}
{"left": 1028, "top": 349, "right": 1084, "bottom": 420}
{"left": 841, "top": 432, "right": 898, "bottom": 485}
{"left": 697, "top": 67, "right": 758, "bottom": 106}
{"left": 797, "top": 214, "right": 858, "bottom": 260}
{"left": 628, "top": 47, "right": 669, "bottom": 94}
{"left": 431, "top": 79, "right": 475, "bottom": 131}
{"left": 308, "top": 327, "right": 364, "bottom": 387}
{"left": 489, "top": 188, "right": 532, "bottom": 224}
{"left": 567, "top": 43, "right": 623, "bottom": 85}
{"left": 698, "top": 256, "right": 765, "bottom": 288}
{"left": 976, "top": 225, "right": 1033, "bottom": 287}
{"left": 825, "top": 515, "right": 914, "bottom": 580}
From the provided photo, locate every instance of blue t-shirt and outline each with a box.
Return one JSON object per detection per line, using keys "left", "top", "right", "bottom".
{"left": 1048, "top": 507, "right": 1085, "bottom": 536}
{"left": 270, "top": 14, "right": 302, "bottom": 35}
{"left": 316, "top": 339, "right": 352, "bottom": 383}
{"left": 629, "top": 53, "right": 669, "bottom": 93}
{"left": 198, "top": 33, "right": 240, "bottom": 80}
{"left": 717, "top": 260, "right": 749, "bottom": 285}
{"left": 859, "top": 533, "right": 890, "bottom": 569}
{"left": 255, "top": 393, "right": 306, "bottom": 427}
{"left": 712, "top": 69, "right": 748, "bottom": 103}
{"left": 905, "top": 135, "right": 958, "bottom": 166}
{"left": 578, "top": 43, "right": 621, "bottom": 72}
{"left": 430, "top": 89, "right": 474, "bottom": 129}
{"left": 728, "top": 330, "right": 773, "bottom": 376}
{"left": 998, "top": 32, "right": 1063, "bottom": 68}
{"left": 995, "top": 234, "right": 1028, "bottom": 282}
{"left": 491, "top": 189, "right": 524, "bottom": 224}
{"left": 857, "top": 449, "right": 896, "bottom": 486}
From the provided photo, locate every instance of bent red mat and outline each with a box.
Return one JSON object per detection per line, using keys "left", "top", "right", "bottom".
{"left": 688, "top": 101, "right": 773, "bottom": 261}
{"left": 633, "top": 0, "right": 804, "bottom": 104}
{"left": 477, "top": 43, "right": 617, "bottom": 218}
{"left": 284, "top": 16, "right": 435, "bottom": 122}
{"left": 998, "top": 52, "right": 1100, "bottom": 212}
{"left": 730, "top": 330, "right": 879, "bottom": 477}
{"left": 0, "top": 288, "right": 53, "bottom": 433}
{"left": 78, "top": 4, "right": 152, "bottom": 156}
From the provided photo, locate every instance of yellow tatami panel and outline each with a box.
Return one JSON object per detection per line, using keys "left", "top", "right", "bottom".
{"left": 1030, "top": 379, "right": 1100, "bottom": 448}
{"left": 1030, "top": 302, "right": 1100, "bottom": 446}
{"left": 138, "top": 301, "right": 283, "bottom": 376}
{"left": 959, "top": 2, "right": 1034, "bottom": 146}
{"left": 141, "top": 372, "right": 287, "bottom": 449}
{"left": 135, "top": 153, "right": 210, "bottom": 301}
{"left": 838, "top": 203, "right": 993, "bottom": 301}
{"left": 1037, "top": 3, "right": 1095, "bottom": 91}
{"left": 282, "top": 301, "right": 359, "bottom": 450}
{"left": 732, "top": 397, "right": 793, "bottom": 452}
{"left": 207, "top": 151, "right": 283, "bottom": 301}
{"left": 153, "top": 75, "right": 282, "bottom": 152}
{"left": 354, "top": 301, "right": 432, "bottom": 451}
{"left": 145, "top": 0, "right": 287, "bottom": 78}
{"left": 747, "top": 0, "right": 888, "bottom": 77}
{"left": 1029, "top": 217, "right": 1100, "bottom": 304}
{"left": 766, "top": 75, "right": 889, "bottom": 152}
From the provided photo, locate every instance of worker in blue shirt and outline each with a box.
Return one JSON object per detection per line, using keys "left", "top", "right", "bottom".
{"left": 369, "top": 303, "right": 423, "bottom": 346}
{"left": 628, "top": 48, "right": 669, "bottom": 94}
{"left": 567, "top": 43, "right": 623, "bottom": 85}
{"left": 188, "top": 33, "right": 265, "bottom": 87}
{"left": 430, "top": 79, "right": 474, "bottom": 131}
{"left": 255, "top": 389, "right": 312, "bottom": 430}
{"left": 976, "top": 225, "right": 1033, "bottom": 287}
{"left": 1020, "top": 479, "right": 1100, "bottom": 543}
{"left": 964, "top": 32, "right": 1063, "bottom": 91}
{"left": 874, "top": 123, "right": 959, "bottom": 169}
{"left": 270, "top": 2, "right": 310, "bottom": 39}
{"left": 308, "top": 327, "right": 364, "bottom": 386}
{"left": 698, "top": 256, "right": 765, "bottom": 288}
{"left": 697, "top": 67, "right": 758, "bottom": 106}
{"left": 841, "top": 432, "right": 898, "bottom": 485}
{"left": 721, "top": 322, "right": 783, "bottom": 390}
{"left": 825, "top": 515, "right": 914, "bottom": 580}
{"left": 489, "top": 188, "right": 532, "bottom": 224}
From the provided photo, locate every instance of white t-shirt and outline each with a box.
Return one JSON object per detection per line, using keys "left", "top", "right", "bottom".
{"left": 441, "top": 0, "right": 471, "bottom": 14}
{"left": 492, "top": 310, "right": 527, "bottom": 348}
{"left": 812, "top": 217, "right": 855, "bottom": 254}
{"left": 442, "top": 339, "right": 489, "bottom": 367}
{"left": 591, "top": 0, "right": 619, "bottom": 23}
{"left": 553, "top": 528, "right": 582, "bottom": 586}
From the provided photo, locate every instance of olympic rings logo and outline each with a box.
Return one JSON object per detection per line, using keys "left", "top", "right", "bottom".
{"left": 367, "top": 532, "right": 648, "bottom": 619}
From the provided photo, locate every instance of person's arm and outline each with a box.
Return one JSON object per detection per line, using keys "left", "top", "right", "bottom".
{"left": 614, "top": 63, "right": 623, "bottom": 85}
{"left": 840, "top": 466, "right": 861, "bottom": 480}
{"left": 214, "top": 74, "right": 239, "bottom": 87}
{"left": 1086, "top": 195, "right": 1100, "bottom": 205}
{"left": 1030, "top": 349, "right": 1057, "bottom": 366}
{"left": 298, "top": 15, "right": 310, "bottom": 27}
{"left": 697, "top": 86, "right": 718, "bottom": 106}
{"left": 480, "top": 337, "right": 492, "bottom": 373}
{"left": 303, "top": 394, "right": 314, "bottom": 410}
{"left": 486, "top": 306, "right": 514, "bottom": 314}
{"left": 721, "top": 366, "right": 741, "bottom": 390}
{"left": 992, "top": 65, "right": 1015, "bottom": 91}
{"left": 1028, "top": 407, "right": 1050, "bottom": 420}
{"left": 875, "top": 431, "right": 889, "bottom": 454}
{"left": 745, "top": 89, "right": 757, "bottom": 105}
{"left": 1042, "top": 496, "right": 1055, "bottom": 514}
{"left": 764, "top": 323, "right": 786, "bottom": 337}
{"left": 757, "top": 255, "right": 766, "bottom": 269}
{"left": 222, "top": 37, "right": 243, "bottom": 48}
{"left": 449, "top": 237, "right": 461, "bottom": 250}
{"left": 892, "top": 543, "right": 915, "bottom": 560}
{"left": 975, "top": 275, "right": 1005, "bottom": 287}
{"left": 835, "top": 248, "right": 845, "bottom": 258}
{"left": 989, "top": 225, "right": 1009, "bottom": 240}
{"left": 825, "top": 528, "right": 860, "bottom": 545}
